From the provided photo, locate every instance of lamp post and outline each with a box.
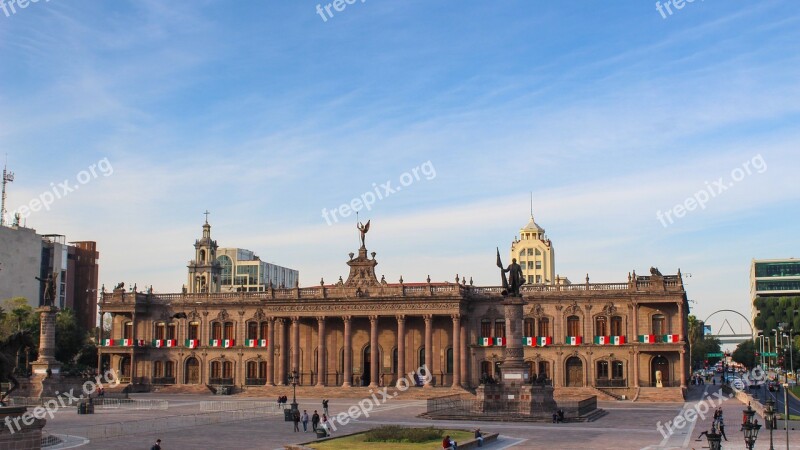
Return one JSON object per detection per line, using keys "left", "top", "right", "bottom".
{"left": 290, "top": 368, "right": 299, "bottom": 412}
{"left": 783, "top": 383, "right": 789, "bottom": 450}
{"left": 765, "top": 397, "right": 776, "bottom": 450}
{"left": 741, "top": 403, "right": 762, "bottom": 450}
{"left": 704, "top": 427, "right": 723, "bottom": 450}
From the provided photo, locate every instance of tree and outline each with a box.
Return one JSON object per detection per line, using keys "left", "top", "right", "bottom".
{"left": 732, "top": 339, "right": 757, "bottom": 368}
{"left": 55, "top": 308, "right": 87, "bottom": 365}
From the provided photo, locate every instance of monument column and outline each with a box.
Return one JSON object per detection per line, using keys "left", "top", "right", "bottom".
{"left": 316, "top": 318, "right": 326, "bottom": 387}
{"left": 396, "top": 315, "right": 406, "bottom": 387}
{"left": 423, "top": 315, "right": 433, "bottom": 388}
{"left": 342, "top": 316, "right": 352, "bottom": 387}
{"left": 276, "top": 318, "right": 286, "bottom": 386}
{"left": 452, "top": 315, "right": 461, "bottom": 388}
{"left": 31, "top": 306, "right": 61, "bottom": 376}
{"left": 266, "top": 318, "right": 275, "bottom": 386}
{"left": 369, "top": 316, "right": 379, "bottom": 388}
{"left": 291, "top": 317, "right": 300, "bottom": 381}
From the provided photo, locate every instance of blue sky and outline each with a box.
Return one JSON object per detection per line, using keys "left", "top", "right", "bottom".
{"left": 1, "top": 1, "right": 798, "bottom": 335}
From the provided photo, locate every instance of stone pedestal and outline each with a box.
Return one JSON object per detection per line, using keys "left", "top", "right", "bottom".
{"left": 30, "top": 307, "right": 61, "bottom": 398}
{"left": 0, "top": 406, "right": 46, "bottom": 449}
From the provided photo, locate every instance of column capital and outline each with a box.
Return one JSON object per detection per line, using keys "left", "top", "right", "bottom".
{"left": 275, "top": 318, "right": 285, "bottom": 325}
{"left": 291, "top": 316, "right": 300, "bottom": 324}
{"left": 423, "top": 314, "right": 433, "bottom": 322}
{"left": 317, "top": 316, "right": 326, "bottom": 324}
{"left": 451, "top": 314, "right": 461, "bottom": 321}
{"left": 369, "top": 315, "right": 379, "bottom": 323}
{"left": 396, "top": 315, "right": 406, "bottom": 323}
{"left": 342, "top": 315, "right": 352, "bottom": 323}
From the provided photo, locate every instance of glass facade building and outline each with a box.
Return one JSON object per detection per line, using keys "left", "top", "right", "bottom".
{"left": 216, "top": 247, "right": 299, "bottom": 292}
{"left": 750, "top": 258, "right": 800, "bottom": 336}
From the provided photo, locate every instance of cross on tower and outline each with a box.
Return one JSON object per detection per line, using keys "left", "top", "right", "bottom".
{"left": 203, "top": 210, "right": 210, "bottom": 224}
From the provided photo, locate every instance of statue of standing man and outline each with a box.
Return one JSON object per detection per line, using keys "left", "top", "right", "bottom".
{"left": 35, "top": 272, "right": 57, "bottom": 307}
{"left": 496, "top": 248, "right": 524, "bottom": 297}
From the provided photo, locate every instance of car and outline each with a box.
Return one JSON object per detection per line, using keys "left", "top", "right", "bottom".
{"left": 768, "top": 381, "right": 780, "bottom": 392}
{"left": 730, "top": 378, "right": 746, "bottom": 390}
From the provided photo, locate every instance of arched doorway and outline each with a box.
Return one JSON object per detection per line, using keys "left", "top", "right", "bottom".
{"left": 565, "top": 357, "right": 583, "bottom": 387}
{"left": 185, "top": 357, "right": 200, "bottom": 385}
{"left": 119, "top": 356, "right": 131, "bottom": 379}
{"left": 362, "top": 345, "right": 371, "bottom": 387}
{"left": 651, "top": 355, "right": 670, "bottom": 387}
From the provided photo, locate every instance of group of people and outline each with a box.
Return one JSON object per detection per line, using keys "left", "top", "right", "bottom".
{"left": 552, "top": 409, "right": 565, "bottom": 423}
{"left": 276, "top": 395, "right": 289, "bottom": 408}
{"left": 441, "top": 429, "right": 485, "bottom": 449}
{"left": 293, "top": 409, "right": 331, "bottom": 435}
{"left": 696, "top": 408, "right": 728, "bottom": 442}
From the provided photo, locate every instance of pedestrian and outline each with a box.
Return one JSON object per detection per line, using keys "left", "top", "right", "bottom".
{"left": 150, "top": 439, "right": 162, "bottom": 450}
{"left": 301, "top": 410, "right": 309, "bottom": 432}
{"left": 277, "top": 396, "right": 282, "bottom": 408}
{"left": 719, "top": 418, "right": 728, "bottom": 441}
{"left": 474, "top": 429, "right": 484, "bottom": 447}
{"left": 321, "top": 414, "right": 331, "bottom": 436}
{"left": 322, "top": 399, "right": 329, "bottom": 416}
{"left": 293, "top": 409, "right": 301, "bottom": 432}
{"left": 312, "top": 410, "right": 320, "bottom": 432}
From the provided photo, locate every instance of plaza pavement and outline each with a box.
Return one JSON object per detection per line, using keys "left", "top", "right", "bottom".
{"left": 34, "top": 385, "right": 800, "bottom": 450}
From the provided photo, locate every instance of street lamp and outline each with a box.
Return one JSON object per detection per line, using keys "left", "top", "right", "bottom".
{"left": 783, "top": 383, "right": 789, "bottom": 450}
{"left": 741, "top": 403, "right": 762, "bottom": 450}
{"left": 289, "top": 368, "right": 299, "bottom": 412}
{"left": 704, "top": 426, "right": 723, "bottom": 450}
{"left": 765, "top": 397, "right": 776, "bottom": 450}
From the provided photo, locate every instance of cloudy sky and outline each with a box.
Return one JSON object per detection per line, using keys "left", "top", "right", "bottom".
{"left": 1, "top": 1, "right": 797, "bottom": 335}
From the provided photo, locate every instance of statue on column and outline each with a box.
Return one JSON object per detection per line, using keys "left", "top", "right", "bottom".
{"left": 496, "top": 248, "right": 524, "bottom": 296}
{"left": 34, "top": 272, "right": 57, "bottom": 307}
{"left": 357, "top": 220, "right": 370, "bottom": 248}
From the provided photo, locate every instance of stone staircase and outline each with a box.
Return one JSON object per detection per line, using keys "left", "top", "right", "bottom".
{"left": 555, "top": 387, "right": 616, "bottom": 402}
{"left": 237, "top": 385, "right": 468, "bottom": 400}
{"left": 635, "top": 387, "right": 685, "bottom": 402}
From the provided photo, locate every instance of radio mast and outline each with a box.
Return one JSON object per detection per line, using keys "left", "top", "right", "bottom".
{"left": 1, "top": 155, "right": 14, "bottom": 227}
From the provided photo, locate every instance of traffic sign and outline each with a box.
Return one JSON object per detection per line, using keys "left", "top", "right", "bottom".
{"left": 763, "top": 352, "right": 778, "bottom": 357}
{"left": 706, "top": 352, "right": 723, "bottom": 357}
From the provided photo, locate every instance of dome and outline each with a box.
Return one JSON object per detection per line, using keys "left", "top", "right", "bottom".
{"left": 522, "top": 216, "right": 544, "bottom": 233}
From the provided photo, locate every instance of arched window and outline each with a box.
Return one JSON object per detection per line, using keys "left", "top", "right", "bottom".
{"left": 524, "top": 319, "right": 535, "bottom": 337}
{"left": 153, "top": 361, "right": 163, "bottom": 378}
{"left": 480, "top": 320, "right": 492, "bottom": 338}
{"left": 199, "top": 249, "right": 206, "bottom": 263}
{"left": 224, "top": 322, "right": 234, "bottom": 340}
{"left": 567, "top": 316, "right": 581, "bottom": 337}
{"left": 154, "top": 323, "right": 165, "bottom": 340}
{"left": 210, "top": 361, "right": 221, "bottom": 379}
{"left": 260, "top": 322, "right": 268, "bottom": 340}
{"left": 612, "top": 361, "right": 624, "bottom": 380}
{"left": 652, "top": 314, "right": 666, "bottom": 336}
{"left": 247, "top": 322, "right": 258, "bottom": 340}
{"left": 537, "top": 317, "right": 550, "bottom": 337}
{"left": 247, "top": 361, "right": 258, "bottom": 379}
{"left": 165, "top": 361, "right": 175, "bottom": 379}
{"left": 123, "top": 321, "right": 133, "bottom": 340}
{"left": 596, "top": 361, "right": 609, "bottom": 379}
{"left": 610, "top": 316, "right": 623, "bottom": 336}
{"left": 595, "top": 317, "right": 607, "bottom": 336}
{"left": 211, "top": 322, "right": 222, "bottom": 340}
{"left": 189, "top": 322, "right": 200, "bottom": 340}
{"left": 494, "top": 319, "right": 506, "bottom": 338}
{"left": 222, "top": 361, "right": 233, "bottom": 380}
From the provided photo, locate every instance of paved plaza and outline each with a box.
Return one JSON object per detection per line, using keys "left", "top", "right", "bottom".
{"left": 29, "top": 384, "right": 800, "bottom": 450}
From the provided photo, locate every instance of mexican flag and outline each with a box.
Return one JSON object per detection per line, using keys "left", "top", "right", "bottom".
{"left": 247, "top": 339, "right": 268, "bottom": 347}
{"left": 493, "top": 337, "right": 507, "bottom": 347}
{"left": 638, "top": 334, "right": 656, "bottom": 344}
{"left": 567, "top": 336, "right": 582, "bottom": 345}
{"left": 137, "top": 339, "right": 146, "bottom": 347}
{"left": 612, "top": 336, "right": 626, "bottom": 345}
{"left": 103, "top": 339, "right": 114, "bottom": 347}
{"left": 223, "top": 339, "right": 235, "bottom": 348}
{"left": 662, "top": 334, "right": 680, "bottom": 343}
{"left": 185, "top": 339, "right": 200, "bottom": 349}
{"left": 538, "top": 336, "right": 552, "bottom": 347}
{"left": 122, "top": 338, "right": 134, "bottom": 347}
{"left": 524, "top": 337, "right": 534, "bottom": 346}
{"left": 153, "top": 339, "right": 164, "bottom": 348}
{"left": 478, "top": 337, "right": 493, "bottom": 347}
{"left": 594, "top": 336, "right": 610, "bottom": 345}
{"left": 210, "top": 339, "right": 221, "bottom": 347}
{"left": 166, "top": 339, "right": 178, "bottom": 347}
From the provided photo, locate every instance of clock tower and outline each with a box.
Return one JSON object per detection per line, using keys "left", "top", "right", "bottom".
{"left": 187, "top": 212, "right": 221, "bottom": 293}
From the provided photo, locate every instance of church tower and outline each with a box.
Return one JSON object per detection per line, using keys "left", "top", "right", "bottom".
{"left": 510, "top": 212, "right": 561, "bottom": 285}
{"left": 187, "top": 212, "right": 221, "bottom": 293}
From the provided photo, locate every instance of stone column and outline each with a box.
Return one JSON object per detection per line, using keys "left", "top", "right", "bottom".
{"left": 316, "top": 317, "right": 326, "bottom": 387}
{"left": 396, "top": 315, "right": 406, "bottom": 388}
{"left": 500, "top": 297, "right": 527, "bottom": 382}
{"left": 460, "top": 322, "right": 468, "bottom": 388}
{"left": 679, "top": 350, "right": 687, "bottom": 388}
{"left": 423, "top": 315, "right": 433, "bottom": 388}
{"left": 291, "top": 317, "right": 300, "bottom": 379}
{"left": 342, "top": 316, "right": 352, "bottom": 387}
{"left": 369, "top": 315, "right": 379, "bottom": 388}
{"left": 276, "top": 318, "right": 286, "bottom": 386}
{"left": 31, "top": 306, "right": 61, "bottom": 376}
{"left": 632, "top": 303, "right": 639, "bottom": 388}
{"left": 452, "top": 315, "right": 461, "bottom": 388}
{"left": 266, "top": 318, "right": 275, "bottom": 386}
{"left": 130, "top": 312, "right": 136, "bottom": 383}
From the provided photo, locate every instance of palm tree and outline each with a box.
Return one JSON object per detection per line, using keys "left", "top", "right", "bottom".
{"left": 688, "top": 315, "right": 701, "bottom": 370}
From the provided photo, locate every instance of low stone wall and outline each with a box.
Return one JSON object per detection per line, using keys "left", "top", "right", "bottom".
{"left": 0, "top": 406, "right": 46, "bottom": 450}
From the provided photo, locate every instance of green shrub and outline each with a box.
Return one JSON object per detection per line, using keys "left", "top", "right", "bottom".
{"left": 364, "top": 426, "right": 443, "bottom": 443}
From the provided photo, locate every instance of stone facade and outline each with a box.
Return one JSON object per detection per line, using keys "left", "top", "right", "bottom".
{"left": 97, "top": 224, "right": 689, "bottom": 397}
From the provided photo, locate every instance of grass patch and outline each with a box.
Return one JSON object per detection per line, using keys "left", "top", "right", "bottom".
{"left": 365, "top": 425, "right": 443, "bottom": 442}
{"left": 308, "top": 428, "right": 474, "bottom": 450}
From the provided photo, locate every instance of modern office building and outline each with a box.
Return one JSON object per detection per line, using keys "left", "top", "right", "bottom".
{"left": 217, "top": 248, "right": 298, "bottom": 292}
{"left": 750, "top": 258, "right": 800, "bottom": 335}
{"left": 0, "top": 223, "right": 99, "bottom": 331}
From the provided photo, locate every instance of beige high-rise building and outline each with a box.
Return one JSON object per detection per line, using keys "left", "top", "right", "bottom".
{"left": 510, "top": 214, "right": 566, "bottom": 285}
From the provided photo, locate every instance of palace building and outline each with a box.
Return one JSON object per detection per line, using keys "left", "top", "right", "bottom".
{"left": 98, "top": 219, "right": 689, "bottom": 401}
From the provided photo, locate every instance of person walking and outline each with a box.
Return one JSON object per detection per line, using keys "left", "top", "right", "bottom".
{"left": 301, "top": 410, "right": 309, "bottom": 432}
{"left": 292, "top": 409, "right": 301, "bottom": 432}
{"left": 322, "top": 399, "right": 329, "bottom": 416}
{"left": 311, "top": 410, "right": 320, "bottom": 432}
{"left": 321, "top": 414, "right": 331, "bottom": 436}
{"left": 718, "top": 418, "right": 728, "bottom": 441}
{"left": 150, "top": 439, "right": 162, "bottom": 450}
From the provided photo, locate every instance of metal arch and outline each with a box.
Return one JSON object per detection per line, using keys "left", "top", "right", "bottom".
{"left": 703, "top": 310, "right": 754, "bottom": 334}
